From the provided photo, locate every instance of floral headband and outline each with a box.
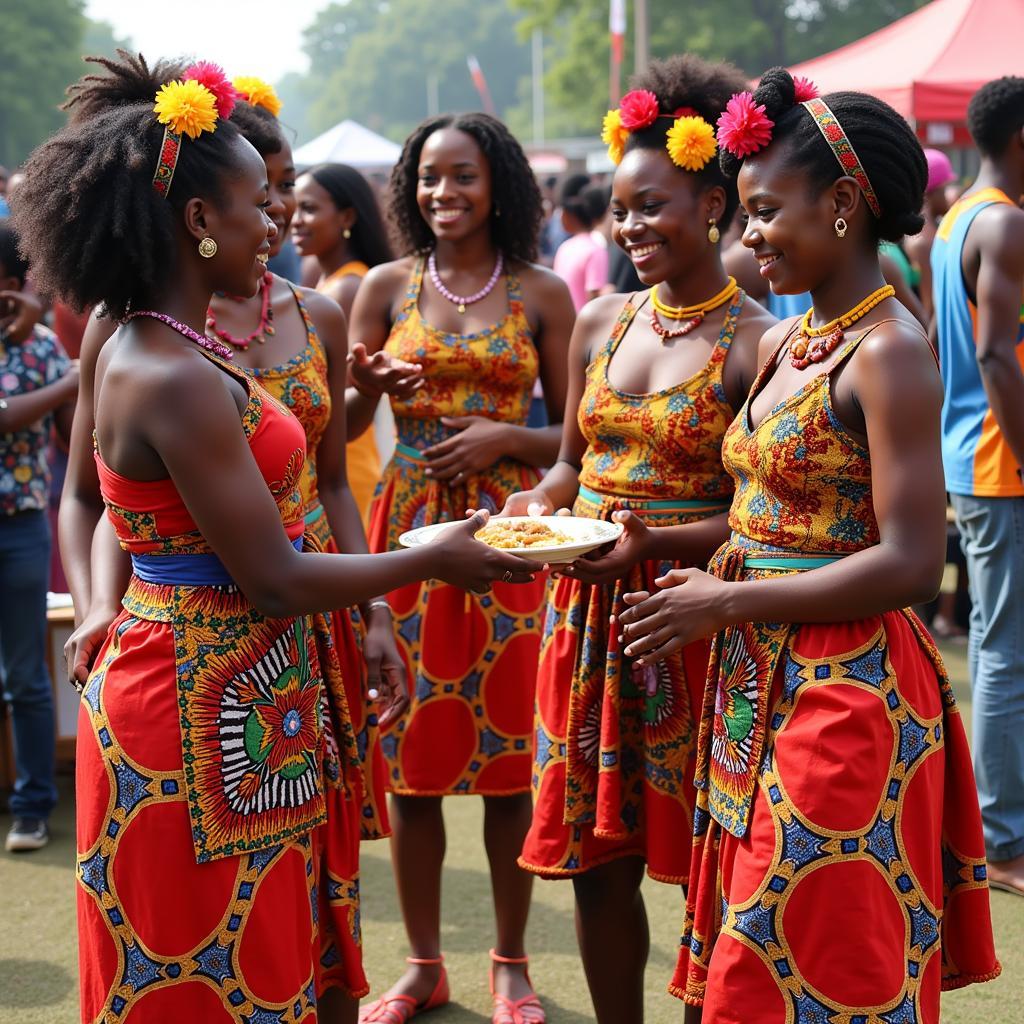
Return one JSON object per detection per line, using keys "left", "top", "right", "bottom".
{"left": 602, "top": 89, "right": 717, "bottom": 173}
{"left": 715, "top": 77, "right": 882, "bottom": 219}
{"left": 151, "top": 62, "right": 237, "bottom": 197}
{"left": 233, "top": 76, "right": 283, "bottom": 117}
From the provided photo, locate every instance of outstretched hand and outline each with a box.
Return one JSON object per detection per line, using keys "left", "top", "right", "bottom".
{"left": 616, "top": 567, "right": 733, "bottom": 666}
{"left": 433, "top": 510, "right": 538, "bottom": 592}
{"left": 348, "top": 342, "right": 424, "bottom": 400}
{"left": 554, "top": 509, "right": 651, "bottom": 586}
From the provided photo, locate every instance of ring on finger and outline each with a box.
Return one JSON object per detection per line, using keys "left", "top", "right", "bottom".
{"left": 502, "top": 569, "right": 514, "bottom": 584}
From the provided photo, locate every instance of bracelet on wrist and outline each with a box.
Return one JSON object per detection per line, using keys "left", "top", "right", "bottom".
{"left": 366, "top": 599, "right": 392, "bottom": 615}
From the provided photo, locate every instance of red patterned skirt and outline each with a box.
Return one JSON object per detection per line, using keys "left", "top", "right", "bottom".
{"left": 519, "top": 489, "right": 729, "bottom": 882}
{"left": 76, "top": 582, "right": 326, "bottom": 1022}
{"left": 368, "top": 443, "right": 545, "bottom": 795}
{"left": 672, "top": 608, "right": 1001, "bottom": 1019}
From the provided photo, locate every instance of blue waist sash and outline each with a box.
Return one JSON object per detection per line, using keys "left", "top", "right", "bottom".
{"left": 131, "top": 536, "right": 303, "bottom": 586}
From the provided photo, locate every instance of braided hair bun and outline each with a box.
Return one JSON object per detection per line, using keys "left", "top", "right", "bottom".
{"left": 721, "top": 66, "right": 927, "bottom": 243}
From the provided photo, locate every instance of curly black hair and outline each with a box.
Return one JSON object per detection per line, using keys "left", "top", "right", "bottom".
{"left": 624, "top": 54, "right": 749, "bottom": 230}
{"left": 562, "top": 184, "right": 608, "bottom": 231}
{"left": 967, "top": 77, "right": 1024, "bottom": 158}
{"left": 306, "top": 163, "right": 393, "bottom": 268}
{"left": 10, "top": 52, "right": 246, "bottom": 320}
{"left": 720, "top": 67, "right": 926, "bottom": 243}
{"left": 0, "top": 219, "right": 29, "bottom": 286}
{"left": 63, "top": 50, "right": 186, "bottom": 125}
{"left": 388, "top": 113, "right": 542, "bottom": 264}
{"left": 231, "top": 100, "right": 285, "bottom": 157}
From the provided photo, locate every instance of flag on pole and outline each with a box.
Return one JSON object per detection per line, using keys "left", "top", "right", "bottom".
{"left": 467, "top": 55, "right": 497, "bottom": 116}
{"left": 609, "top": 0, "right": 626, "bottom": 106}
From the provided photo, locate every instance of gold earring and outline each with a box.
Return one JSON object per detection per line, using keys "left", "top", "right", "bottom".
{"left": 834, "top": 217, "right": 848, "bottom": 238}
{"left": 198, "top": 236, "right": 218, "bottom": 258}
{"left": 343, "top": 228, "right": 352, "bottom": 239}
{"left": 707, "top": 218, "right": 720, "bottom": 244}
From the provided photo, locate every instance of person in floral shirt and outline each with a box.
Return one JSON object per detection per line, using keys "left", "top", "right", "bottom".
{"left": 0, "top": 220, "right": 76, "bottom": 852}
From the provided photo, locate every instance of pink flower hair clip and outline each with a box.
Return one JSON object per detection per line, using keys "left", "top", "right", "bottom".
{"left": 181, "top": 61, "right": 238, "bottom": 120}
{"left": 716, "top": 92, "right": 774, "bottom": 159}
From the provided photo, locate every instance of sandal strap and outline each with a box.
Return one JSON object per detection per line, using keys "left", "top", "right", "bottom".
{"left": 492, "top": 993, "right": 545, "bottom": 1024}
{"left": 489, "top": 948, "right": 529, "bottom": 965}
{"left": 359, "top": 995, "right": 418, "bottom": 1024}
{"left": 406, "top": 955, "right": 444, "bottom": 966}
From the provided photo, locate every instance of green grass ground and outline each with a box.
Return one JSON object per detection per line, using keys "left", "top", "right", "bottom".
{"left": 0, "top": 640, "right": 1019, "bottom": 1023}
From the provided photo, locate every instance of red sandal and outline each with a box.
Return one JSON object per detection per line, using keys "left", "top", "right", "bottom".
{"left": 489, "top": 949, "right": 545, "bottom": 1024}
{"left": 358, "top": 956, "right": 450, "bottom": 1023}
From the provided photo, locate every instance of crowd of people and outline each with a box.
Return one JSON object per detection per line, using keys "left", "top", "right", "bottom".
{"left": 0, "top": 44, "right": 1021, "bottom": 1024}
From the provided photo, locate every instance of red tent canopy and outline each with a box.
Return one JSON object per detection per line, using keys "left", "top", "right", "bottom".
{"left": 790, "top": 0, "right": 1022, "bottom": 138}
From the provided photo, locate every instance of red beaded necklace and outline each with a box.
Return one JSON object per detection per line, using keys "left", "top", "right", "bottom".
{"left": 206, "top": 271, "right": 275, "bottom": 351}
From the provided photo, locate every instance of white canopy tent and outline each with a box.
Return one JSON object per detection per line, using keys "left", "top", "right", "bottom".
{"left": 292, "top": 119, "right": 402, "bottom": 169}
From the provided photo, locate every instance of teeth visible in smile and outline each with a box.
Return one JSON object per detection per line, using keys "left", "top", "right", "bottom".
{"left": 256, "top": 253, "right": 269, "bottom": 264}
{"left": 433, "top": 208, "right": 465, "bottom": 222}
{"left": 630, "top": 243, "right": 663, "bottom": 259}
{"left": 757, "top": 254, "right": 780, "bottom": 267}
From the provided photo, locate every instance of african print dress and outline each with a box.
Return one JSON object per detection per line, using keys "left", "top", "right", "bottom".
{"left": 77, "top": 357, "right": 325, "bottom": 1023}
{"left": 671, "top": 323, "right": 1000, "bottom": 1020}
{"left": 367, "top": 257, "right": 545, "bottom": 795}
{"left": 519, "top": 292, "right": 741, "bottom": 882}
{"left": 248, "top": 281, "right": 390, "bottom": 998}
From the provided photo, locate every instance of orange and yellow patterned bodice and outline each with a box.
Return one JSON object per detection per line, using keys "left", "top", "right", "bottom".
{"left": 383, "top": 256, "right": 538, "bottom": 450}
{"left": 247, "top": 282, "right": 330, "bottom": 518}
{"left": 723, "top": 325, "right": 881, "bottom": 555}
{"left": 577, "top": 292, "right": 744, "bottom": 503}
{"left": 97, "top": 356, "right": 306, "bottom": 556}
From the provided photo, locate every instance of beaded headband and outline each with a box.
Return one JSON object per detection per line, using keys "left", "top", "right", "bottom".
{"left": 602, "top": 90, "right": 717, "bottom": 172}
{"left": 800, "top": 96, "right": 882, "bottom": 218}
{"left": 151, "top": 62, "right": 237, "bottom": 197}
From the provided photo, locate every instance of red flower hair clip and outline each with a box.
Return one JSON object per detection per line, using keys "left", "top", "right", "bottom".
{"left": 619, "top": 89, "right": 659, "bottom": 131}
{"left": 716, "top": 92, "right": 774, "bottom": 158}
{"left": 793, "top": 76, "right": 820, "bottom": 103}
{"left": 182, "top": 61, "right": 238, "bottom": 120}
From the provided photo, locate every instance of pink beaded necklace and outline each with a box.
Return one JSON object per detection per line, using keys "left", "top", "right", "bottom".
{"left": 125, "top": 310, "right": 234, "bottom": 360}
{"left": 427, "top": 250, "right": 504, "bottom": 313}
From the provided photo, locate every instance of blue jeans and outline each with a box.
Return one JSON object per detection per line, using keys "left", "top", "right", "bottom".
{"left": 0, "top": 510, "right": 57, "bottom": 820}
{"left": 951, "top": 492, "right": 1024, "bottom": 862}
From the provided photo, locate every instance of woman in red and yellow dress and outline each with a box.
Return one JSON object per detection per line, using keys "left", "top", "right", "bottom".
{"left": 293, "top": 162, "right": 398, "bottom": 525}
{"left": 19, "top": 57, "right": 538, "bottom": 1024}
{"left": 616, "top": 69, "right": 1000, "bottom": 1022}
{"left": 347, "top": 114, "right": 575, "bottom": 1022}
{"left": 503, "top": 56, "right": 773, "bottom": 1023}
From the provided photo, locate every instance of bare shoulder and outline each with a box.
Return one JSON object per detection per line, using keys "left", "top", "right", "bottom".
{"left": 297, "top": 285, "right": 345, "bottom": 325}
{"left": 516, "top": 261, "right": 572, "bottom": 302}
{"left": 853, "top": 314, "right": 940, "bottom": 399}
{"left": 754, "top": 314, "right": 799, "bottom": 368}
{"left": 974, "top": 201, "right": 1024, "bottom": 258}
{"left": 577, "top": 290, "right": 630, "bottom": 330}
{"left": 362, "top": 256, "right": 418, "bottom": 294}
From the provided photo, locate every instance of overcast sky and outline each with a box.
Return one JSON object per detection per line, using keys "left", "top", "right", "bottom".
{"left": 85, "top": 0, "right": 331, "bottom": 82}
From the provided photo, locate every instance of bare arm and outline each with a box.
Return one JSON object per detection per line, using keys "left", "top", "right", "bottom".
{"left": 0, "top": 370, "right": 77, "bottom": 431}
{"left": 59, "top": 313, "right": 119, "bottom": 617}
{"left": 974, "top": 208, "right": 1024, "bottom": 472}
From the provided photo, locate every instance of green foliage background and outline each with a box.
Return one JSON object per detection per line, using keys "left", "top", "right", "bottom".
{"left": 0, "top": 0, "right": 930, "bottom": 166}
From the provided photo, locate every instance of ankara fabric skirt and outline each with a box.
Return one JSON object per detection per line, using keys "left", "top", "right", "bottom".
{"left": 369, "top": 447, "right": 544, "bottom": 795}
{"left": 671, "top": 611, "right": 1001, "bottom": 1021}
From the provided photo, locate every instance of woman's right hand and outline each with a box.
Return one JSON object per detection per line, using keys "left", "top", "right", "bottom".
{"left": 431, "top": 510, "right": 538, "bottom": 592}
{"left": 500, "top": 489, "right": 556, "bottom": 517}
{"left": 348, "top": 342, "right": 424, "bottom": 401}
{"left": 65, "top": 605, "right": 118, "bottom": 689}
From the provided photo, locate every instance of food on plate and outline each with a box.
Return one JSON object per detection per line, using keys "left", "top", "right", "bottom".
{"left": 475, "top": 518, "right": 573, "bottom": 550}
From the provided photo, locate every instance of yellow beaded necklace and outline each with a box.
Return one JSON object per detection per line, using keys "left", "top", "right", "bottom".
{"left": 649, "top": 277, "right": 739, "bottom": 341}
{"left": 789, "top": 284, "right": 895, "bottom": 369}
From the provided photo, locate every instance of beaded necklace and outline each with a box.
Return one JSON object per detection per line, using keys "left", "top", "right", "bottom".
{"left": 427, "top": 250, "right": 504, "bottom": 313}
{"left": 205, "top": 272, "right": 275, "bottom": 351}
{"left": 648, "top": 277, "right": 738, "bottom": 341}
{"left": 125, "top": 310, "right": 234, "bottom": 360}
{"left": 788, "top": 284, "right": 895, "bottom": 369}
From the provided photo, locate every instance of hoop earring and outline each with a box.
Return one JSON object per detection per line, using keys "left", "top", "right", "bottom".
{"left": 834, "top": 218, "right": 848, "bottom": 239}
{"left": 707, "top": 218, "right": 720, "bottom": 245}
{"left": 343, "top": 228, "right": 352, "bottom": 239}
{"left": 198, "top": 237, "right": 218, "bottom": 258}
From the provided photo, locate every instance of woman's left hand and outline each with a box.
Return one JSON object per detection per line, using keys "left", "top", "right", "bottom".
{"left": 422, "top": 416, "right": 508, "bottom": 482}
{"left": 363, "top": 609, "right": 410, "bottom": 729}
{"left": 617, "top": 568, "right": 734, "bottom": 666}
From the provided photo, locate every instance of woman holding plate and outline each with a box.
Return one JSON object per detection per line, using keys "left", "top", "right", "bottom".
{"left": 502, "top": 54, "right": 773, "bottom": 1023}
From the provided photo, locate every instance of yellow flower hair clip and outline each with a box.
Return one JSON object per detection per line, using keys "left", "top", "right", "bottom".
{"left": 153, "top": 79, "right": 219, "bottom": 139}
{"left": 233, "top": 76, "right": 282, "bottom": 117}
{"left": 602, "top": 108, "right": 629, "bottom": 165}
{"left": 666, "top": 115, "right": 717, "bottom": 172}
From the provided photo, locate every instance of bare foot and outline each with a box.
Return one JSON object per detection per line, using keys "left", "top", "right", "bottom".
{"left": 987, "top": 852, "right": 1024, "bottom": 897}
{"left": 491, "top": 958, "right": 536, "bottom": 1003}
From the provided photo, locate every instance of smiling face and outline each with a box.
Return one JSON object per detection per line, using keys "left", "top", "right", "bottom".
{"left": 263, "top": 140, "right": 296, "bottom": 259}
{"left": 292, "top": 174, "right": 348, "bottom": 259}
{"left": 738, "top": 141, "right": 839, "bottom": 295}
{"left": 198, "top": 135, "right": 276, "bottom": 297}
{"left": 610, "top": 145, "right": 722, "bottom": 286}
{"left": 415, "top": 127, "right": 493, "bottom": 243}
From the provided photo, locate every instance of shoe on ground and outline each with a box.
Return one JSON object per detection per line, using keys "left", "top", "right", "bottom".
{"left": 987, "top": 852, "right": 1024, "bottom": 897}
{"left": 5, "top": 818, "right": 49, "bottom": 852}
